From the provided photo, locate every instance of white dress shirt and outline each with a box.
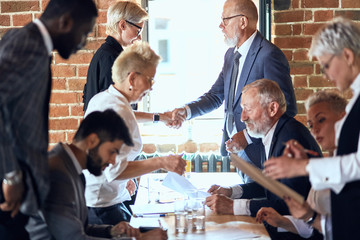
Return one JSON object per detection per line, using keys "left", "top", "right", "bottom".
{"left": 83, "top": 85, "right": 142, "bottom": 207}
{"left": 33, "top": 19, "right": 53, "bottom": 56}
{"left": 231, "top": 120, "right": 278, "bottom": 215}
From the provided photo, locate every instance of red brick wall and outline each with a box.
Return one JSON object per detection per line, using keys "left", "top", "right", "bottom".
{"left": 272, "top": 0, "right": 360, "bottom": 124}
{"left": 1, "top": 0, "right": 359, "bottom": 149}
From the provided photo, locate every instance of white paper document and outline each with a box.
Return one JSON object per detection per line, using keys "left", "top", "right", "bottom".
{"left": 162, "top": 172, "right": 210, "bottom": 198}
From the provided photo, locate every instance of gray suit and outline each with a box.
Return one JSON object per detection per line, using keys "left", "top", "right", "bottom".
{"left": 27, "top": 143, "right": 113, "bottom": 240}
{"left": 0, "top": 22, "right": 51, "bottom": 216}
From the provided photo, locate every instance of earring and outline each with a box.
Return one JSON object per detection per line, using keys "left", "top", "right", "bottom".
{"left": 129, "top": 86, "right": 133, "bottom": 91}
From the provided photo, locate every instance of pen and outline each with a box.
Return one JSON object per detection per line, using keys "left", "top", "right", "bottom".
{"left": 134, "top": 213, "right": 170, "bottom": 218}
{"left": 281, "top": 142, "right": 319, "bottom": 157}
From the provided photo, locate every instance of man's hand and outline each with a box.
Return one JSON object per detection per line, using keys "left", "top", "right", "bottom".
{"left": 205, "top": 194, "right": 234, "bottom": 215}
{"left": 139, "top": 228, "right": 168, "bottom": 240}
{"left": 169, "top": 108, "right": 187, "bottom": 129}
{"left": 225, "top": 131, "right": 248, "bottom": 153}
{"left": 160, "top": 155, "right": 186, "bottom": 175}
{"left": 111, "top": 221, "right": 140, "bottom": 238}
{"left": 256, "top": 207, "right": 287, "bottom": 226}
{"left": 126, "top": 179, "right": 136, "bottom": 196}
{"left": 0, "top": 181, "right": 24, "bottom": 217}
{"left": 207, "top": 184, "right": 232, "bottom": 197}
{"left": 283, "top": 196, "right": 314, "bottom": 221}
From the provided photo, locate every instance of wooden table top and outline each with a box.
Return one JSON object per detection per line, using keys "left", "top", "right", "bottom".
{"left": 130, "top": 172, "right": 270, "bottom": 239}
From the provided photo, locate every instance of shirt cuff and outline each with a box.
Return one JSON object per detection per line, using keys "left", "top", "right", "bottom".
{"left": 233, "top": 199, "right": 250, "bottom": 215}
{"left": 283, "top": 215, "right": 313, "bottom": 238}
{"left": 307, "top": 157, "right": 344, "bottom": 193}
{"left": 230, "top": 185, "right": 243, "bottom": 199}
{"left": 243, "top": 129, "right": 253, "bottom": 145}
{"left": 184, "top": 105, "right": 191, "bottom": 120}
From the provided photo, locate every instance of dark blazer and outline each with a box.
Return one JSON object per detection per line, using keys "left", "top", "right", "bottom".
{"left": 240, "top": 114, "right": 322, "bottom": 217}
{"left": 187, "top": 31, "right": 297, "bottom": 168}
{"left": 83, "top": 36, "right": 123, "bottom": 111}
{"left": 27, "top": 143, "right": 113, "bottom": 240}
{"left": 331, "top": 95, "right": 360, "bottom": 240}
{"left": 0, "top": 22, "right": 51, "bottom": 215}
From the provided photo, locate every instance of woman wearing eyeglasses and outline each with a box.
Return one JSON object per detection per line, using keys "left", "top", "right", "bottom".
{"left": 83, "top": 1, "right": 146, "bottom": 111}
{"left": 84, "top": 41, "right": 186, "bottom": 225}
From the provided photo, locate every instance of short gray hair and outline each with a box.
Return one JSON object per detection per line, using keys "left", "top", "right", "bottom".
{"left": 242, "top": 79, "right": 287, "bottom": 113}
{"left": 309, "top": 17, "right": 360, "bottom": 58}
{"left": 305, "top": 90, "right": 347, "bottom": 114}
{"left": 106, "top": 1, "right": 148, "bottom": 36}
{"left": 112, "top": 41, "right": 161, "bottom": 84}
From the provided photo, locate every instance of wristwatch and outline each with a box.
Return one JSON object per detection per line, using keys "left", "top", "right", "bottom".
{"left": 3, "top": 170, "right": 23, "bottom": 185}
{"left": 153, "top": 113, "right": 160, "bottom": 123}
{"left": 305, "top": 211, "right": 318, "bottom": 225}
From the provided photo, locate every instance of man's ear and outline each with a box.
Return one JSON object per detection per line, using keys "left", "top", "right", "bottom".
{"left": 343, "top": 48, "right": 355, "bottom": 67}
{"left": 57, "top": 13, "right": 74, "bottom": 34}
{"left": 85, "top": 133, "right": 100, "bottom": 149}
{"left": 268, "top": 101, "right": 279, "bottom": 117}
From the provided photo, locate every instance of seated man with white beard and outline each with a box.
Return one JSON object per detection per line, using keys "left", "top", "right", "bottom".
{"left": 205, "top": 79, "right": 322, "bottom": 219}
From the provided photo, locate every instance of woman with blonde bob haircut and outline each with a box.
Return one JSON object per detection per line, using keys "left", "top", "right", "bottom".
{"left": 84, "top": 42, "right": 186, "bottom": 225}
{"left": 83, "top": 1, "right": 148, "bottom": 111}
{"left": 264, "top": 17, "right": 360, "bottom": 240}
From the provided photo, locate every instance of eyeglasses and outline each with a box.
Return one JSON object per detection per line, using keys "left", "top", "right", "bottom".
{"left": 320, "top": 55, "right": 336, "bottom": 74}
{"left": 135, "top": 72, "right": 155, "bottom": 87}
{"left": 221, "top": 14, "right": 246, "bottom": 26}
{"left": 125, "top": 20, "right": 143, "bottom": 37}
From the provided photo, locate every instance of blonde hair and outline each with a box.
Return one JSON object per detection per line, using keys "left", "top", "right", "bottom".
{"left": 112, "top": 41, "right": 161, "bottom": 84}
{"left": 305, "top": 91, "right": 347, "bottom": 114}
{"left": 106, "top": 1, "right": 148, "bottom": 36}
{"left": 242, "top": 79, "right": 287, "bottom": 114}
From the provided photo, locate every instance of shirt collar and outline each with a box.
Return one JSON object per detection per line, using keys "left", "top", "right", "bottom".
{"left": 350, "top": 73, "right": 360, "bottom": 95}
{"left": 62, "top": 143, "right": 83, "bottom": 175}
{"left": 33, "top": 19, "right": 53, "bottom": 56}
{"left": 234, "top": 30, "right": 257, "bottom": 56}
{"left": 262, "top": 120, "right": 279, "bottom": 159}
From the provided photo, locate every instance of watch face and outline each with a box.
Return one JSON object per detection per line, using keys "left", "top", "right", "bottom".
{"left": 154, "top": 114, "right": 160, "bottom": 122}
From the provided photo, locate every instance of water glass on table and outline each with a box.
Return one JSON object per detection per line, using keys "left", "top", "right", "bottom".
{"left": 174, "top": 198, "right": 188, "bottom": 233}
{"left": 192, "top": 197, "right": 205, "bottom": 231}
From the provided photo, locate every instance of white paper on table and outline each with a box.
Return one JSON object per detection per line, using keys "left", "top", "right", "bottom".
{"left": 162, "top": 172, "right": 210, "bottom": 198}
{"left": 130, "top": 203, "right": 174, "bottom": 215}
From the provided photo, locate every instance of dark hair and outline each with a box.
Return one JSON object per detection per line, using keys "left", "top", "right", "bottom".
{"left": 41, "top": 0, "right": 98, "bottom": 22}
{"left": 74, "top": 109, "right": 133, "bottom": 147}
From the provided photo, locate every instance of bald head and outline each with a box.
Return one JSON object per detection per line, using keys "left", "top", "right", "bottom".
{"left": 227, "top": 0, "right": 258, "bottom": 29}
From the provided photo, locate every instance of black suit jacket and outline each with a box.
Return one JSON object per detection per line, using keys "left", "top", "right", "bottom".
{"left": 240, "top": 114, "right": 322, "bottom": 217}
{"left": 331, "top": 95, "right": 360, "bottom": 240}
{"left": 0, "top": 22, "right": 51, "bottom": 215}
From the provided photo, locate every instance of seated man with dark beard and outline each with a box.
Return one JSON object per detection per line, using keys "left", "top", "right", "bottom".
{"left": 26, "top": 109, "right": 167, "bottom": 240}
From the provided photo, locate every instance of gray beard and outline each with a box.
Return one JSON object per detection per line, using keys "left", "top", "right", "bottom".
{"left": 224, "top": 35, "right": 239, "bottom": 47}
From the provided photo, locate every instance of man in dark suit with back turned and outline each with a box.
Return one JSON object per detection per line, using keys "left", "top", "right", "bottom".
{"left": 170, "top": 0, "right": 296, "bottom": 184}
{"left": 206, "top": 79, "right": 322, "bottom": 240}
{"left": 0, "top": 0, "right": 97, "bottom": 239}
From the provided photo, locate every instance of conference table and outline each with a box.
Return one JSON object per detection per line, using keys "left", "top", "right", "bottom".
{"left": 130, "top": 172, "right": 270, "bottom": 239}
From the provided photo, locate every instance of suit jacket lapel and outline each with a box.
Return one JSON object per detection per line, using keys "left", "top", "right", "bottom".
{"left": 268, "top": 114, "right": 289, "bottom": 157}
{"left": 233, "top": 32, "right": 263, "bottom": 107}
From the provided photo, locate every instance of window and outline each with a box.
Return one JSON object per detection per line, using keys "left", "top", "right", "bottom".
{"left": 139, "top": 0, "right": 270, "bottom": 146}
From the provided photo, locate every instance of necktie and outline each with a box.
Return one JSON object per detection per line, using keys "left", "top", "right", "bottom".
{"left": 226, "top": 51, "right": 241, "bottom": 135}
